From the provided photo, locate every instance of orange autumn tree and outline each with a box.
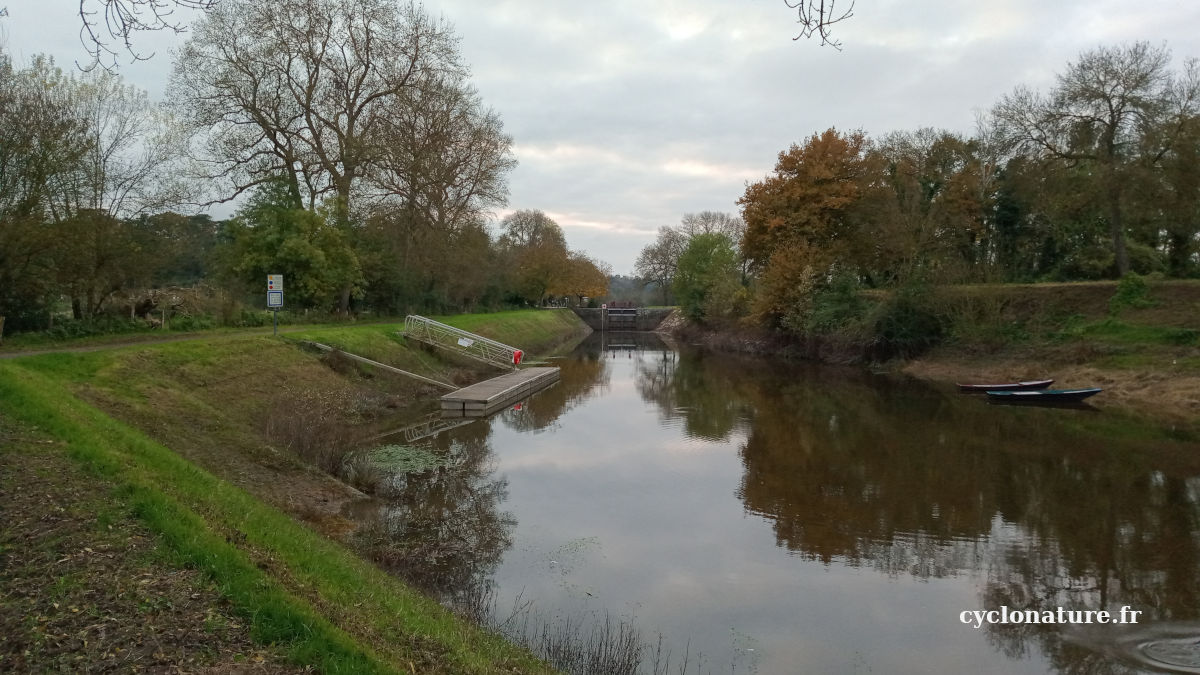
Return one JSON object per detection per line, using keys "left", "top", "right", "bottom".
{"left": 561, "top": 251, "right": 611, "bottom": 306}
{"left": 738, "top": 128, "right": 881, "bottom": 327}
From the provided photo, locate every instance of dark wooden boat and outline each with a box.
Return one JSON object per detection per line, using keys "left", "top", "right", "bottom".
{"left": 985, "top": 388, "right": 1102, "bottom": 402}
{"left": 958, "top": 379, "right": 1053, "bottom": 392}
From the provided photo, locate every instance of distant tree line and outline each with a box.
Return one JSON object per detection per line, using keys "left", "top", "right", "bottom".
{"left": 0, "top": 0, "right": 609, "bottom": 339}
{"left": 635, "top": 42, "right": 1200, "bottom": 342}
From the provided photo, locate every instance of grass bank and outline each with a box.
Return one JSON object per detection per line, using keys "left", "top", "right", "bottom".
{"left": 901, "top": 280, "right": 1200, "bottom": 425}
{"left": 0, "top": 309, "right": 588, "bottom": 672}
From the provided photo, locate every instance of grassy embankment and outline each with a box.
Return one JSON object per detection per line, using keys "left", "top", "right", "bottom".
{"left": 898, "top": 280, "right": 1200, "bottom": 423}
{"left": 0, "top": 309, "right": 587, "bottom": 673}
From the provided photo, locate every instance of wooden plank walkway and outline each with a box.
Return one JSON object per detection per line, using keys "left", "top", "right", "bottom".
{"left": 441, "top": 367, "right": 560, "bottom": 416}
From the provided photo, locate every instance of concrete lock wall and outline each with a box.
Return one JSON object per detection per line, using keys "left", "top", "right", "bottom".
{"left": 571, "top": 308, "right": 673, "bottom": 331}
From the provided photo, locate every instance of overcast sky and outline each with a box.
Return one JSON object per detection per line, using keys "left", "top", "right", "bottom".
{"left": 3, "top": 0, "right": 1200, "bottom": 274}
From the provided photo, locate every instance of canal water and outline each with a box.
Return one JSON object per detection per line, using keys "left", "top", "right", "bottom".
{"left": 354, "top": 332, "right": 1200, "bottom": 674}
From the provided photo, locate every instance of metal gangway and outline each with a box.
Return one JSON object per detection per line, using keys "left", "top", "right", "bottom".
{"left": 402, "top": 315, "right": 523, "bottom": 370}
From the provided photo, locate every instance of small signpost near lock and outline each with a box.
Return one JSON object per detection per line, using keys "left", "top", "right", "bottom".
{"left": 267, "top": 275, "right": 283, "bottom": 335}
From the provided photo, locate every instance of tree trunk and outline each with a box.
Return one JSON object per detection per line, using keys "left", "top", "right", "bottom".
{"left": 1167, "top": 230, "right": 1191, "bottom": 277}
{"left": 1109, "top": 209, "right": 1129, "bottom": 277}
{"left": 0, "top": 315, "right": 5, "bottom": 345}
{"left": 1107, "top": 173, "right": 1129, "bottom": 277}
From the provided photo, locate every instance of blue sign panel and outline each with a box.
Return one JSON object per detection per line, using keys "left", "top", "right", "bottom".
{"left": 267, "top": 290, "right": 284, "bottom": 308}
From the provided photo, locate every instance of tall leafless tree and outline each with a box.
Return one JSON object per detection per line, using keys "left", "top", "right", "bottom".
{"left": 168, "top": 0, "right": 511, "bottom": 218}
{"left": 169, "top": 0, "right": 514, "bottom": 311}
{"left": 635, "top": 226, "right": 688, "bottom": 304}
{"left": 994, "top": 42, "right": 1176, "bottom": 276}
{"left": 368, "top": 78, "right": 515, "bottom": 234}
{"left": 49, "top": 67, "right": 182, "bottom": 220}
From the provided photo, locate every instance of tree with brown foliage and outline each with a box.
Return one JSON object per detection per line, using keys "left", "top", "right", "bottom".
{"left": 740, "top": 129, "right": 875, "bottom": 261}
{"left": 870, "top": 129, "right": 987, "bottom": 284}
{"left": 561, "top": 252, "right": 610, "bottom": 306}
{"left": 498, "top": 209, "right": 570, "bottom": 305}
{"left": 738, "top": 128, "right": 880, "bottom": 325}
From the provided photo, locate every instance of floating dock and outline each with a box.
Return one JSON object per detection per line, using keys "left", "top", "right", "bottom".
{"left": 441, "top": 367, "right": 560, "bottom": 417}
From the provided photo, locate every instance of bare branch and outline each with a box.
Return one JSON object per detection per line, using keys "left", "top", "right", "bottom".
{"left": 783, "top": 0, "right": 854, "bottom": 49}
{"left": 76, "top": 0, "right": 220, "bottom": 71}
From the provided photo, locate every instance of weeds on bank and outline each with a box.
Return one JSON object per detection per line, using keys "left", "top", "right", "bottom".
{"left": 1052, "top": 317, "right": 1199, "bottom": 346}
{"left": 263, "top": 386, "right": 367, "bottom": 474}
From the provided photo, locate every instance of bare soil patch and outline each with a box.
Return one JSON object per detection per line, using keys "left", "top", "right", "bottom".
{"left": 904, "top": 342, "right": 1200, "bottom": 428}
{"left": 0, "top": 417, "right": 301, "bottom": 674}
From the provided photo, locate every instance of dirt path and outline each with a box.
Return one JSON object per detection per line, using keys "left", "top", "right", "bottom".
{"left": 0, "top": 326, "right": 321, "bottom": 360}
{"left": 0, "top": 417, "right": 303, "bottom": 673}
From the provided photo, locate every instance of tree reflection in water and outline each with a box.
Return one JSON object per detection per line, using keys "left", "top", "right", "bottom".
{"left": 500, "top": 339, "right": 611, "bottom": 433}
{"left": 355, "top": 420, "right": 515, "bottom": 615}
{"left": 637, "top": 345, "right": 1200, "bottom": 672}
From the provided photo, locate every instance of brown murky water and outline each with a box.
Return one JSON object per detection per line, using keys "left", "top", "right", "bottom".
{"left": 352, "top": 333, "right": 1200, "bottom": 674}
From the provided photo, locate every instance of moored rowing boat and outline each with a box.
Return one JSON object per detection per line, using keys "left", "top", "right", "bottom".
{"left": 985, "top": 388, "right": 1102, "bottom": 402}
{"left": 958, "top": 379, "right": 1054, "bottom": 392}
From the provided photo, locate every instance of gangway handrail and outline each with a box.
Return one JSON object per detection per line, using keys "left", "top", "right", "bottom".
{"left": 369, "top": 412, "right": 475, "bottom": 443}
{"left": 401, "top": 315, "right": 523, "bottom": 370}
{"left": 303, "top": 341, "right": 456, "bottom": 390}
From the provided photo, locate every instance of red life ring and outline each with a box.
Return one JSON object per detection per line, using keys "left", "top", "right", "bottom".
{"left": 513, "top": 350, "right": 523, "bottom": 365}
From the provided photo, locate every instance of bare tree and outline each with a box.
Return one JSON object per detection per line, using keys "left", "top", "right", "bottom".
{"left": 635, "top": 226, "right": 688, "bottom": 304}
{"left": 993, "top": 42, "right": 1175, "bottom": 276}
{"left": 679, "top": 211, "right": 744, "bottom": 240}
{"left": 0, "top": 53, "right": 90, "bottom": 329}
{"left": 0, "top": 54, "right": 174, "bottom": 322}
{"left": 168, "top": 0, "right": 510, "bottom": 217}
{"left": 47, "top": 67, "right": 182, "bottom": 220}
{"left": 170, "top": 0, "right": 459, "bottom": 214}
{"left": 369, "top": 78, "right": 515, "bottom": 234}
{"left": 784, "top": 0, "right": 854, "bottom": 49}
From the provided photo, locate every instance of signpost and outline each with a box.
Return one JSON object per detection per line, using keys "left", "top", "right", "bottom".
{"left": 267, "top": 275, "right": 283, "bottom": 335}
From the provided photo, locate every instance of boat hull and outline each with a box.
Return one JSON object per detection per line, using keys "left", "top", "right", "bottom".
{"left": 985, "top": 388, "right": 1102, "bottom": 403}
{"left": 958, "top": 379, "right": 1054, "bottom": 392}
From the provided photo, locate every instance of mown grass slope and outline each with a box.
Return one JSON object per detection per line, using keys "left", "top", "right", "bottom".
{"left": 0, "top": 310, "right": 587, "bottom": 673}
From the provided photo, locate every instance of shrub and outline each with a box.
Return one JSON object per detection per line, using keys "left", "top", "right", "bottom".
{"left": 798, "top": 271, "right": 867, "bottom": 335}
{"left": 262, "top": 388, "right": 364, "bottom": 474}
{"left": 44, "top": 315, "right": 147, "bottom": 340}
{"left": 867, "top": 284, "right": 944, "bottom": 358}
{"left": 1108, "top": 273, "right": 1155, "bottom": 315}
{"left": 167, "top": 313, "right": 216, "bottom": 331}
